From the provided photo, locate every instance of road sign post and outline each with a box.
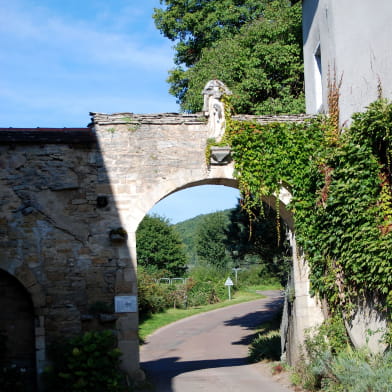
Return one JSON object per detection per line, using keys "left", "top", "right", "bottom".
{"left": 232, "top": 267, "right": 241, "bottom": 284}
{"left": 225, "top": 277, "right": 234, "bottom": 300}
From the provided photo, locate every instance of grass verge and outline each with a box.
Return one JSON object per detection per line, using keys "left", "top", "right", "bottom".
{"left": 139, "top": 284, "right": 281, "bottom": 342}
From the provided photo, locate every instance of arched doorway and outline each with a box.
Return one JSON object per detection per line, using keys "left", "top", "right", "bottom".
{"left": 0, "top": 269, "right": 37, "bottom": 391}
{"left": 132, "top": 178, "right": 322, "bottom": 366}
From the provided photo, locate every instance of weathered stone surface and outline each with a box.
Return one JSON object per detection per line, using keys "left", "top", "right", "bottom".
{"left": 0, "top": 109, "right": 321, "bottom": 385}
{"left": 98, "top": 313, "right": 118, "bottom": 323}
{"left": 344, "top": 296, "right": 388, "bottom": 353}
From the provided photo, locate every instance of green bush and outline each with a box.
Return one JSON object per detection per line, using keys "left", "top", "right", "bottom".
{"left": 295, "top": 348, "right": 392, "bottom": 392}
{"left": 138, "top": 264, "right": 242, "bottom": 317}
{"left": 326, "top": 349, "right": 392, "bottom": 392}
{"left": 44, "top": 330, "right": 124, "bottom": 392}
{"left": 236, "top": 264, "right": 281, "bottom": 288}
{"left": 292, "top": 315, "right": 351, "bottom": 390}
{"left": 137, "top": 267, "right": 173, "bottom": 318}
{"left": 305, "top": 315, "right": 351, "bottom": 360}
{"left": 186, "top": 280, "right": 223, "bottom": 306}
{"left": 248, "top": 310, "right": 282, "bottom": 362}
{"left": 249, "top": 332, "right": 281, "bottom": 362}
{"left": 292, "top": 315, "right": 392, "bottom": 391}
{"left": 186, "top": 265, "right": 229, "bottom": 306}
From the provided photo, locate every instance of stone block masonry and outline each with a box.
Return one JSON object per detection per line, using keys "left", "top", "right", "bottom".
{"left": 0, "top": 132, "right": 139, "bottom": 382}
{"left": 0, "top": 105, "right": 318, "bottom": 388}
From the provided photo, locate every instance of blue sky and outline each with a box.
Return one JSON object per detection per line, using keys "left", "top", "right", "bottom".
{"left": 0, "top": 0, "right": 240, "bottom": 222}
{"left": 0, "top": 0, "right": 178, "bottom": 127}
{"left": 149, "top": 185, "right": 240, "bottom": 224}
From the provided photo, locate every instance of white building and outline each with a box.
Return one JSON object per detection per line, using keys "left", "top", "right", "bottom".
{"left": 302, "top": 0, "right": 392, "bottom": 125}
{"left": 301, "top": 0, "right": 391, "bottom": 351}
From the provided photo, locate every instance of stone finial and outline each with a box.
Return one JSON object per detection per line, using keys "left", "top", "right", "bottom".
{"left": 202, "top": 80, "right": 232, "bottom": 141}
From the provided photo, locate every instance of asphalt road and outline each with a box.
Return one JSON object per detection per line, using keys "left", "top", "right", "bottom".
{"left": 140, "top": 290, "right": 294, "bottom": 392}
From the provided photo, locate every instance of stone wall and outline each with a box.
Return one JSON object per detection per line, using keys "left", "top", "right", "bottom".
{"left": 0, "top": 115, "right": 228, "bottom": 384}
{"left": 0, "top": 133, "right": 136, "bottom": 383}
{"left": 0, "top": 110, "right": 320, "bottom": 389}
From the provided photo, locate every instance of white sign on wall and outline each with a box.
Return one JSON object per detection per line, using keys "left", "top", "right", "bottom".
{"left": 114, "top": 295, "right": 137, "bottom": 313}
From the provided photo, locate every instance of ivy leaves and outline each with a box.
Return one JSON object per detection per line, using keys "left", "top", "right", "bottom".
{"left": 225, "top": 99, "right": 392, "bottom": 311}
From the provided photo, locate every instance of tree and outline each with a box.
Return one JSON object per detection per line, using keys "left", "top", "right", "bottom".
{"left": 225, "top": 201, "right": 291, "bottom": 284}
{"left": 183, "top": 2, "right": 304, "bottom": 114}
{"left": 195, "top": 211, "right": 232, "bottom": 268}
{"left": 154, "top": 0, "right": 304, "bottom": 114}
{"left": 153, "top": 0, "right": 269, "bottom": 67}
{"left": 136, "top": 214, "right": 187, "bottom": 276}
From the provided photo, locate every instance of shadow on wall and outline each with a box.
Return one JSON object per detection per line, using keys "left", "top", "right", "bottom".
{"left": 0, "top": 270, "right": 36, "bottom": 391}
{"left": 0, "top": 127, "right": 137, "bottom": 390}
{"left": 302, "top": 0, "right": 320, "bottom": 45}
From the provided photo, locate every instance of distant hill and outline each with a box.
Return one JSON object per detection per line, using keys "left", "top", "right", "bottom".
{"left": 173, "top": 209, "right": 233, "bottom": 266}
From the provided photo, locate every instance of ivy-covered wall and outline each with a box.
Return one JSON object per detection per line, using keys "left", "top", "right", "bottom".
{"left": 221, "top": 98, "right": 391, "bottom": 346}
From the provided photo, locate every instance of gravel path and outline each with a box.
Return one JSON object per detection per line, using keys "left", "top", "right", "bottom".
{"left": 140, "top": 290, "right": 294, "bottom": 392}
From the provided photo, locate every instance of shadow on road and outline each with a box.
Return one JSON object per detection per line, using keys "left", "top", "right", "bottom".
{"left": 225, "top": 296, "right": 283, "bottom": 345}
{"left": 139, "top": 292, "right": 284, "bottom": 392}
{"left": 141, "top": 356, "right": 248, "bottom": 391}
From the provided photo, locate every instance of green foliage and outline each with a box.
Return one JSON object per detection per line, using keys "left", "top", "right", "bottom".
{"left": 44, "top": 330, "right": 124, "bottom": 392}
{"left": 326, "top": 349, "right": 392, "bottom": 392}
{"left": 174, "top": 203, "right": 290, "bottom": 285}
{"left": 174, "top": 209, "right": 233, "bottom": 266}
{"left": 186, "top": 265, "right": 228, "bottom": 306}
{"left": 249, "top": 333, "right": 281, "bottom": 362}
{"left": 225, "top": 202, "right": 291, "bottom": 285}
{"left": 153, "top": 0, "right": 269, "bottom": 67}
{"left": 224, "top": 99, "right": 392, "bottom": 314}
{"left": 195, "top": 211, "right": 232, "bottom": 268}
{"left": 137, "top": 267, "right": 173, "bottom": 317}
{"left": 182, "top": 1, "right": 304, "bottom": 114}
{"left": 226, "top": 96, "right": 392, "bottom": 382}
{"left": 291, "top": 316, "right": 350, "bottom": 390}
{"left": 235, "top": 264, "right": 281, "bottom": 288}
{"left": 248, "top": 310, "right": 282, "bottom": 362}
{"left": 138, "top": 265, "right": 230, "bottom": 319}
{"left": 305, "top": 316, "right": 351, "bottom": 362}
{"left": 136, "top": 214, "right": 187, "bottom": 276}
{"left": 294, "top": 322, "right": 392, "bottom": 392}
{"left": 154, "top": 0, "right": 304, "bottom": 114}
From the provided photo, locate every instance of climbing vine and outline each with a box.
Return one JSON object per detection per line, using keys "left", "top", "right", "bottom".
{"left": 218, "top": 98, "right": 392, "bottom": 316}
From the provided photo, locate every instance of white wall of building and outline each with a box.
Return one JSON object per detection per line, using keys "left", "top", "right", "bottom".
{"left": 303, "top": 0, "right": 392, "bottom": 125}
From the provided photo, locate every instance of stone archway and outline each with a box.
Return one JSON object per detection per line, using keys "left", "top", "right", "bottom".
{"left": 132, "top": 174, "right": 323, "bottom": 366}
{"left": 91, "top": 86, "right": 324, "bottom": 374}
{"left": 0, "top": 80, "right": 323, "bottom": 383}
{"left": 0, "top": 269, "right": 37, "bottom": 391}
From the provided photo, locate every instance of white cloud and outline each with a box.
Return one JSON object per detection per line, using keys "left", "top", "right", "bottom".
{"left": 0, "top": 1, "right": 174, "bottom": 71}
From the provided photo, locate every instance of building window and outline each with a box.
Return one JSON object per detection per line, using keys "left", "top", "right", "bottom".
{"left": 314, "top": 44, "right": 323, "bottom": 111}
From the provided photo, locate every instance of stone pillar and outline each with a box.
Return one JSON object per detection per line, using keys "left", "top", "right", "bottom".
{"left": 116, "top": 314, "right": 142, "bottom": 379}
{"left": 114, "top": 230, "right": 141, "bottom": 378}
{"left": 284, "top": 233, "right": 325, "bottom": 364}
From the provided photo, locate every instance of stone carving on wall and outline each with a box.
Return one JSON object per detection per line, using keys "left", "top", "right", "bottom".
{"left": 202, "top": 80, "right": 232, "bottom": 141}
